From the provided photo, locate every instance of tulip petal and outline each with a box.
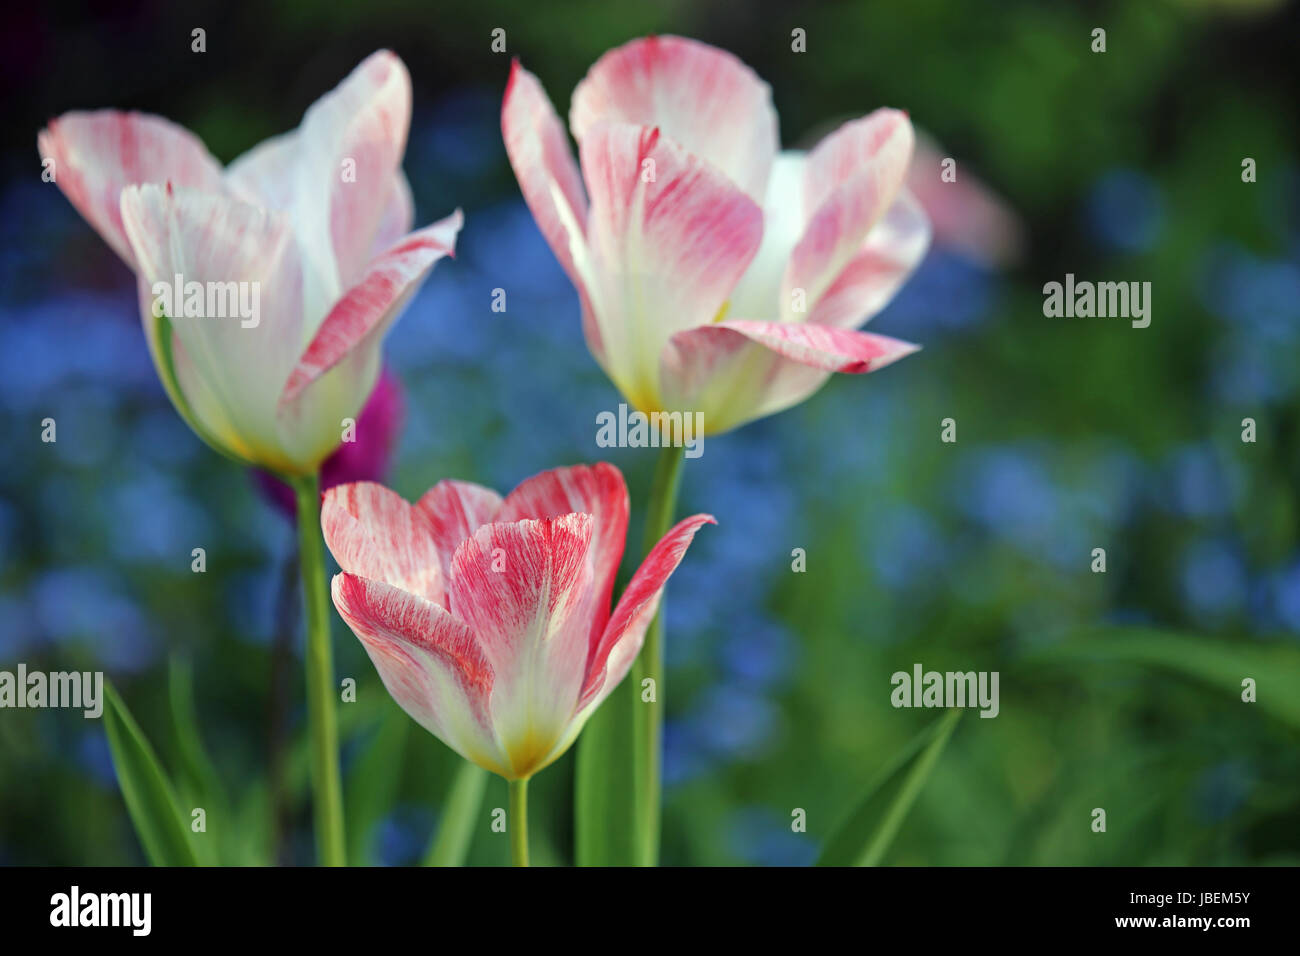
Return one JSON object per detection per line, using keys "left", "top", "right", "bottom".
{"left": 276, "top": 210, "right": 462, "bottom": 471}
{"left": 725, "top": 152, "right": 808, "bottom": 323}
{"left": 280, "top": 211, "right": 461, "bottom": 407}
{"left": 224, "top": 130, "right": 300, "bottom": 212}
{"left": 38, "top": 110, "right": 224, "bottom": 267}
{"left": 372, "top": 171, "right": 415, "bottom": 256}
{"left": 712, "top": 320, "right": 920, "bottom": 372}
{"left": 660, "top": 320, "right": 918, "bottom": 434}
{"left": 497, "top": 463, "right": 629, "bottom": 644}
{"left": 132, "top": 276, "right": 244, "bottom": 456}
{"left": 226, "top": 105, "right": 414, "bottom": 264}
{"left": 784, "top": 109, "right": 915, "bottom": 319}
{"left": 120, "top": 183, "right": 306, "bottom": 470}
{"left": 579, "top": 513, "right": 714, "bottom": 711}
{"left": 579, "top": 121, "right": 763, "bottom": 410}
{"left": 448, "top": 515, "right": 597, "bottom": 778}
{"left": 415, "top": 480, "right": 506, "bottom": 583}
{"left": 502, "top": 60, "right": 607, "bottom": 365}
{"left": 293, "top": 50, "right": 413, "bottom": 325}
{"left": 569, "top": 35, "right": 779, "bottom": 203}
{"left": 805, "top": 189, "right": 931, "bottom": 328}
{"left": 321, "top": 481, "right": 444, "bottom": 605}
{"left": 332, "top": 572, "right": 503, "bottom": 774}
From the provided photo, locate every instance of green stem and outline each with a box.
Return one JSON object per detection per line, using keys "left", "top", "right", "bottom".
{"left": 509, "top": 777, "right": 530, "bottom": 867}
{"left": 424, "top": 760, "right": 489, "bottom": 866}
{"left": 291, "top": 473, "right": 346, "bottom": 867}
{"left": 631, "top": 445, "right": 685, "bottom": 865}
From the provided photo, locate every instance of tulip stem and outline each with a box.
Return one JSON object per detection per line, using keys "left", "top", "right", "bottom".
{"left": 632, "top": 444, "right": 685, "bottom": 865}
{"left": 292, "top": 473, "right": 346, "bottom": 867}
{"left": 509, "top": 777, "right": 530, "bottom": 867}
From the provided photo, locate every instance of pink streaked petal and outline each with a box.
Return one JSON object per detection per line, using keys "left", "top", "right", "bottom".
{"left": 279, "top": 210, "right": 462, "bottom": 409}
{"left": 501, "top": 61, "right": 591, "bottom": 288}
{"left": 497, "top": 463, "right": 629, "bottom": 643}
{"left": 415, "top": 480, "right": 506, "bottom": 582}
{"left": 569, "top": 35, "right": 779, "bottom": 202}
{"left": 713, "top": 319, "right": 919, "bottom": 373}
{"left": 332, "top": 572, "right": 503, "bottom": 772}
{"left": 502, "top": 60, "right": 604, "bottom": 364}
{"left": 448, "top": 515, "right": 594, "bottom": 667}
{"left": 295, "top": 50, "right": 413, "bottom": 294}
{"left": 580, "top": 121, "right": 763, "bottom": 406}
{"left": 806, "top": 189, "right": 931, "bottom": 328}
{"left": 448, "top": 515, "right": 597, "bottom": 777}
{"left": 659, "top": 320, "right": 919, "bottom": 434}
{"left": 372, "top": 171, "right": 415, "bottom": 256}
{"left": 785, "top": 109, "right": 915, "bottom": 313}
{"left": 320, "top": 481, "right": 444, "bottom": 605}
{"left": 579, "top": 513, "right": 714, "bottom": 711}
{"left": 38, "top": 110, "right": 224, "bottom": 267}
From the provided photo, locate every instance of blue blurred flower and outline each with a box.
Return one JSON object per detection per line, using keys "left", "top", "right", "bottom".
{"left": 872, "top": 247, "right": 995, "bottom": 337}
{"left": 375, "top": 806, "right": 435, "bottom": 866}
{"left": 0, "top": 594, "right": 37, "bottom": 658}
{"left": 1193, "top": 760, "right": 1253, "bottom": 824}
{"left": 1160, "top": 443, "right": 1239, "bottom": 519}
{"left": 1086, "top": 169, "right": 1164, "bottom": 254}
{"left": 691, "top": 684, "right": 780, "bottom": 760}
{"left": 1260, "top": 559, "right": 1300, "bottom": 634}
{"left": 31, "top": 567, "right": 158, "bottom": 670}
{"left": 1199, "top": 242, "right": 1300, "bottom": 343}
{"left": 718, "top": 613, "right": 797, "bottom": 688}
{"left": 663, "top": 719, "right": 712, "bottom": 787}
{"left": 77, "top": 730, "right": 117, "bottom": 788}
{"left": 957, "top": 446, "right": 1085, "bottom": 568}
{"left": 728, "top": 806, "right": 818, "bottom": 866}
{"left": 107, "top": 469, "right": 213, "bottom": 565}
{"left": 1179, "top": 538, "right": 1247, "bottom": 618}
{"left": 871, "top": 506, "right": 951, "bottom": 590}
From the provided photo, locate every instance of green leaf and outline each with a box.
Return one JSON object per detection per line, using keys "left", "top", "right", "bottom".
{"left": 1027, "top": 626, "right": 1300, "bottom": 731}
{"left": 817, "top": 709, "right": 962, "bottom": 866}
{"left": 424, "top": 759, "right": 489, "bottom": 866}
{"left": 166, "top": 657, "right": 225, "bottom": 865}
{"left": 574, "top": 679, "right": 642, "bottom": 865}
{"left": 344, "top": 705, "right": 410, "bottom": 865}
{"left": 103, "top": 683, "right": 199, "bottom": 867}
{"left": 167, "top": 657, "right": 224, "bottom": 807}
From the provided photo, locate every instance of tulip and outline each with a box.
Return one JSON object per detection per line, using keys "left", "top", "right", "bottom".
{"left": 39, "top": 50, "right": 461, "bottom": 866}
{"left": 38, "top": 50, "right": 461, "bottom": 476}
{"left": 503, "top": 34, "right": 930, "bottom": 865}
{"left": 502, "top": 34, "right": 929, "bottom": 437}
{"left": 320, "top": 463, "right": 713, "bottom": 864}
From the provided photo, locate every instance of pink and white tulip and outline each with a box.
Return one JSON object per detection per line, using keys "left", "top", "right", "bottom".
{"left": 38, "top": 51, "right": 461, "bottom": 476}
{"left": 503, "top": 35, "right": 929, "bottom": 435}
{"left": 320, "top": 464, "right": 713, "bottom": 780}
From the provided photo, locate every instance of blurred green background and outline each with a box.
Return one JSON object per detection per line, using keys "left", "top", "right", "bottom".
{"left": 1, "top": 0, "right": 1298, "bottom": 865}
